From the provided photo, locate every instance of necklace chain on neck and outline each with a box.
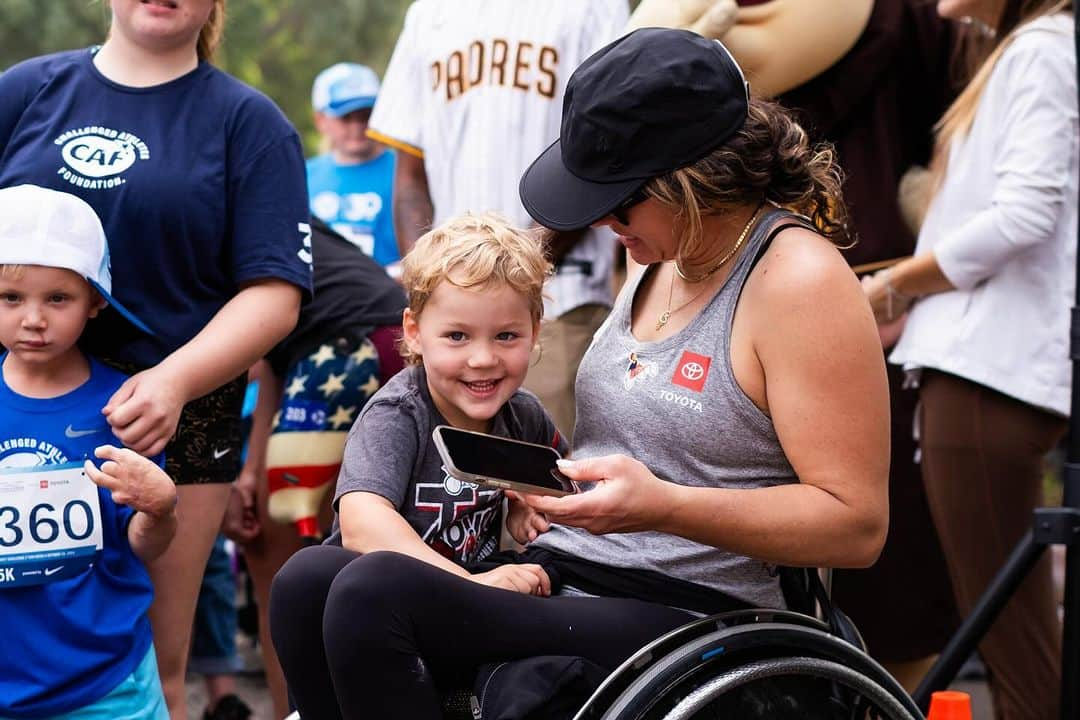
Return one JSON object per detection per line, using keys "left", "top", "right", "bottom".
{"left": 674, "top": 201, "right": 765, "bottom": 283}
{"left": 656, "top": 202, "right": 765, "bottom": 332}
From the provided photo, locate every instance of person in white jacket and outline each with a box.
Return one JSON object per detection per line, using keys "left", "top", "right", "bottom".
{"left": 862, "top": 2, "right": 1076, "bottom": 718}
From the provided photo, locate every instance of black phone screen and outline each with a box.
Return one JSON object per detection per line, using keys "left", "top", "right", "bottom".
{"left": 437, "top": 427, "right": 574, "bottom": 494}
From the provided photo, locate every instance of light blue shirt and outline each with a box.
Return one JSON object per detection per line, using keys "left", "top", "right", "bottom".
{"left": 306, "top": 150, "right": 398, "bottom": 267}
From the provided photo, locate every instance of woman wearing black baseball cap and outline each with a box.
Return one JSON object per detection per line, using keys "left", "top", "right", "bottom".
{"left": 515, "top": 28, "right": 889, "bottom": 565}
{"left": 270, "top": 29, "right": 889, "bottom": 720}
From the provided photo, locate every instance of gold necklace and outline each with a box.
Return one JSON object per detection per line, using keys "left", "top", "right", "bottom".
{"left": 656, "top": 202, "right": 765, "bottom": 332}
{"left": 655, "top": 267, "right": 713, "bottom": 331}
{"left": 674, "top": 201, "right": 765, "bottom": 283}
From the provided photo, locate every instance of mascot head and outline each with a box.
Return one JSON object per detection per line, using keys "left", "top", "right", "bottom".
{"left": 628, "top": 0, "right": 873, "bottom": 97}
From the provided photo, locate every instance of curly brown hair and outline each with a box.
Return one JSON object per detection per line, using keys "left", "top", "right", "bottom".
{"left": 643, "top": 97, "right": 852, "bottom": 267}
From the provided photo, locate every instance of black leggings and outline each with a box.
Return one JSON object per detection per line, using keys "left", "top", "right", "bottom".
{"left": 269, "top": 547, "right": 695, "bottom": 720}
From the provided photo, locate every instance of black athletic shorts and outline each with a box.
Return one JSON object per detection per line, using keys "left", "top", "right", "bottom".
{"left": 164, "top": 374, "right": 247, "bottom": 485}
{"left": 99, "top": 358, "right": 246, "bottom": 485}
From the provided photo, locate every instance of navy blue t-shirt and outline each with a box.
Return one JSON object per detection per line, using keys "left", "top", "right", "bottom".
{"left": 0, "top": 49, "right": 313, "bottom": 367}
{"left": 0, "top": 355, "right": 162, "bottom": 717}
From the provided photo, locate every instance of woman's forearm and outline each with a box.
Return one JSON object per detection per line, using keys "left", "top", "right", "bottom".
{"left": 865, "top": 251, "right": 955, "bottom": 323}
{"left": 659, "top": 481, "right": 887, "bottom": 569}
{"left": 887, "top": 252, "right": 954, "bottom": 299}
{"left": 158, "top": 280, "right": 301, "bottom": 402}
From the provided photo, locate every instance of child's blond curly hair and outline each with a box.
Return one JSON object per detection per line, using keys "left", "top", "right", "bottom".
{"left": 399, "top": 212, "right": 552, "bottom": 365}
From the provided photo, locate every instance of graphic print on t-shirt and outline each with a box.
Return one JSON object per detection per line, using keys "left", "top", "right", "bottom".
{"left": 53, "top": 126, "right": 150, "bottom": 190}
{"left": 623, "top": 351, "right": 657, "bottom": 391}
{"left": 0, "top": 437, "right": 71, "bottom": 468}
{"left": 415, "top": 467, "right": 500, "bottom": 564}
{"left": 311, "top": 191, "right": 384, "bottom": 256}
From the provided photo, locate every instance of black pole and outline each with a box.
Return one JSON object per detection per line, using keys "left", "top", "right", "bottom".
{"left": 912, "top": 531, "right": 1045, "bottom": 709}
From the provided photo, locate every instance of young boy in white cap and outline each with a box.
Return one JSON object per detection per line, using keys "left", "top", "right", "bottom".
{"left": 307, "top": 62, "right": 399, "bottom": 273}
{"left": 0, "top": 184, "right": 176, "bottom": 719}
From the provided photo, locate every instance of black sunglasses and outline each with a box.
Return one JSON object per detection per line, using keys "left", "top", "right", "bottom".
{"left": 612, "top": 187, "right": 649, "bottom": 225}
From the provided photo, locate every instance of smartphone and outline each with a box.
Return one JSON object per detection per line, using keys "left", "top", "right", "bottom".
{"left": 431, "top": 425, "right": 577, "bottom": 497}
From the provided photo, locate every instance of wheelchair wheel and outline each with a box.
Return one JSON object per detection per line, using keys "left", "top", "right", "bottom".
{"left": 575, "top": 610, "right": 831, "bottom": 720}
{"left": 663, "top": 656, "right": 918, "bottom": 720}
{"left": 584, "top": 620, "right": 921, "bottom": 720}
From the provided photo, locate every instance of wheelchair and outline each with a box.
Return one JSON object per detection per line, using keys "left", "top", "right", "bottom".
{"left": 286, "top": 568, "right": 922, "bottom": 720}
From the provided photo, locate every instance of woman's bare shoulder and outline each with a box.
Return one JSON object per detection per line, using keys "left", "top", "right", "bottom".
{"left": 747, "top": 224, "right": 860, "bottom": 305}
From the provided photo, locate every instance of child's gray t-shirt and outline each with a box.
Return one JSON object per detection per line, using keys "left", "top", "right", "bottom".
{"left": 534, "top": 208, "right": 801, "bottom": 608}
{"left": 327, "top": 364, "right": 566, "bottom": 565}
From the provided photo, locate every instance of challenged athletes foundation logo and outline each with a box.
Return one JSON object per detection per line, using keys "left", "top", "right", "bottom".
{"left": 53, "top": 126, "right": 150, "bottom": 190}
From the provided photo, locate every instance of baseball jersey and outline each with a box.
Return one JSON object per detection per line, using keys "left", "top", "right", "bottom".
{"left": 0, "top": 356, "right": 159, "bottom": 718}
{"left": 368, "top": 0, "right": 629, "bottom": 318}
{"left": 306, "top": 150, "right": 399, "bottom": 267}
{"left": 0, "top": 49, "right": 312, "bottom": 369}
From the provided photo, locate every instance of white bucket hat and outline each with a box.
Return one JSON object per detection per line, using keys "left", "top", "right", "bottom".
{"left": 0, "top": 184, "right": 152, "bottom": 334}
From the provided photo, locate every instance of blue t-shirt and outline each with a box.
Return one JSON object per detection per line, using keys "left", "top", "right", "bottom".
{"left": 306, "top": 150, "right": 399, "bottom": 266}
{"left": 0, "top": 355, "right": 161, "bottom": 718}
{"left": 0, "top": 49, "right": 313, "bottom": 368}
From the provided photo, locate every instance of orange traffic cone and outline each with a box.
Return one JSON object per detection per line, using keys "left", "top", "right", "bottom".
{"left": 927, "top": 691, "right": 972, "bottom": 720}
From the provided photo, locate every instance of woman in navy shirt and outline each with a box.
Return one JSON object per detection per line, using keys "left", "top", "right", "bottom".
{"left": 0, "top": 1, "right": 312, "bottom": 716}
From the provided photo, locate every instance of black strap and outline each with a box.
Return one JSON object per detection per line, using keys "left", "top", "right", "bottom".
{"left": 479, "top": 548, "right": 753, "bottom": 616}
{"left": 749, "top": 215, "right": 817, "bottom": 273}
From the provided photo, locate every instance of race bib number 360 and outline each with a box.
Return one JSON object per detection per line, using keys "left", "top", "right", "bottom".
{"left": 0, "top": 463, "right": 104, "bottom": 588}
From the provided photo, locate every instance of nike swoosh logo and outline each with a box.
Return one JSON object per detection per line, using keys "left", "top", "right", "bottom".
{"left": 65, "top": 425, "right": 102, "bottom": 438}
{"left": 44, "top": 567, "right": 63, "bottom": 577}
{"left": 212, "top": 448, "right": 231, "bottom": 460}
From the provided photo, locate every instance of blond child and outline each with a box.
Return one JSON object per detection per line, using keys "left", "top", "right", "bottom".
{"left": 0, "top": 185, "right": 176, "bottom": 719}
{"left": 270, "top": 213, "right": 568, "bottom": 717}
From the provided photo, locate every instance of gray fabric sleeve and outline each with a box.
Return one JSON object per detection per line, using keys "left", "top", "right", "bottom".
{"left": 334, "top": 399, "right": 419, "bottom": 510}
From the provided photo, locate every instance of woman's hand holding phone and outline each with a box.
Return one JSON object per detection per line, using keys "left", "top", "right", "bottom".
{"left": 521, "top": 454, "right": 676, "bottom": 535}
{"left": 472, "top": 563, "right": 551, "bottom": 596}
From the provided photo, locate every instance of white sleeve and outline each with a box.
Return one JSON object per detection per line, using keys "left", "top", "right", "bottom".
{"left": 368, "top": 1, "right": 426, "bottom": 157}
{"left": 935, "top": 30, "right": 1077, "bottom": 290}
{"left": 580, "top": 0, "right": 630, "bottom": 59}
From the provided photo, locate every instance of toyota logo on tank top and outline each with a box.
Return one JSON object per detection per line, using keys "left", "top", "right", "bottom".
{"left": 671, "top": 350, "right": 712, "bottom": 393}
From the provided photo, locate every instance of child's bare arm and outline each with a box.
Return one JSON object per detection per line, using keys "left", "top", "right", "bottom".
{"left": 83, "top": 445, "right": 178, "bottom": 563}
{"left": 339, "top": 491, "right": 472, "bottom": 578}
{"left": 338, "top": 491, "right": 549, "bottom": 595}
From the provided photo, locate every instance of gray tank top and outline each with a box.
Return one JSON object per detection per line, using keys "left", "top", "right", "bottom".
{"left": 534, "top": 207, "right": 802, "bottom": 608}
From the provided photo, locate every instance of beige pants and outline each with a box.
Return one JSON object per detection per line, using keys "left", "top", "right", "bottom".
{"left": 524, "top": 303, "right": 610, "bottom": 444}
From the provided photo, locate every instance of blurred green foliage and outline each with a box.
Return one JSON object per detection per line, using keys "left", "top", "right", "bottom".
{"left": 0, "top": 0, "right": 411, "bottom": 154}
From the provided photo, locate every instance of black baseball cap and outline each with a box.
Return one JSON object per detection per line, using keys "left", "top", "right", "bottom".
{"left": 519, "top": 28, "right": 750, "bottom": 231}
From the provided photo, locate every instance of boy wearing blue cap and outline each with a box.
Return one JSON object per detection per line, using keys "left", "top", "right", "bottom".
{"left": 308, "top": 63, "right": 400, "bottom": 273}
{"left": 0, "top": 184, "right": 176, "bottom": 719}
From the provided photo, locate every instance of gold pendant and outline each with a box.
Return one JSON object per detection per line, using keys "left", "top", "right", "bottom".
{"left": 655, "top": 311, "right": 671, "bottom": 331}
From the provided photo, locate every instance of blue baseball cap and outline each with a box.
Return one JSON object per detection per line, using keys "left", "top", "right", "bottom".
{"left": 312, "top": 63, "right": 380, "bottom": 117}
